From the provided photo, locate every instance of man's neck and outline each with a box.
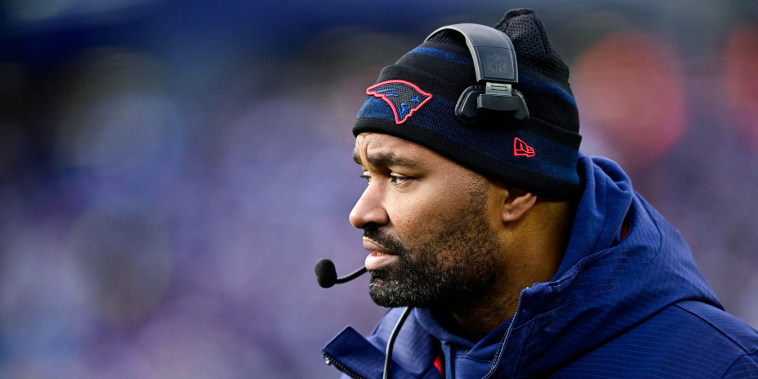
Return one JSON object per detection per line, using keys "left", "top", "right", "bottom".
{"left": 445, "top": 278, "right": 522, "bottom": 336}
{"left": 434, "top": 198, "right": 574, "bottom": 337}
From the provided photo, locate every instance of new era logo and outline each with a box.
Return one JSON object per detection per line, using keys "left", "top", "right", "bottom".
{"left": 513, "top": 137, "right": 535, "bottom": 158}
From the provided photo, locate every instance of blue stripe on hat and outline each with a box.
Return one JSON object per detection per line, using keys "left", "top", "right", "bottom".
{"left": 519, "top": 74, "right": 577, "bottom": 107}
{"left": 409, "top": 46, "right": 474, "bottom": 67}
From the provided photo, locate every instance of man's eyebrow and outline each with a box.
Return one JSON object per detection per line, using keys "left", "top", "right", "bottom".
{"left": 352, "top": 151, "right": 419, "bottom": 169}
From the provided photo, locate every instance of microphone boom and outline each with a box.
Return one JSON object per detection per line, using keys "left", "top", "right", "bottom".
{"left": 336, "top": 266, "right": 368, "bottom": 284}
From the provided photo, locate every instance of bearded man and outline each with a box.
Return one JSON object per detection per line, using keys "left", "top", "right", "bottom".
{"left": 321, "top": 8, "right": 758, "bottom": 378}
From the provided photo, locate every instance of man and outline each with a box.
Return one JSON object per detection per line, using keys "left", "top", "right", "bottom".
{"left": 321, "top": 8, "right": 758, "bottom": 378}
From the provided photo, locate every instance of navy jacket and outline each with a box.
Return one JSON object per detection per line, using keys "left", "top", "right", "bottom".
{"left": 322, "top": 154, "right": 758, "bottom": 378}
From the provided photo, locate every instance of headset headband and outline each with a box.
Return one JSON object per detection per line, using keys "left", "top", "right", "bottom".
{"left": 425, "top": 23, "right": 529, "bottom": 122}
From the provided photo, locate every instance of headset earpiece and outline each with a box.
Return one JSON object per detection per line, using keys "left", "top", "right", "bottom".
{"left": 454, "top": 85, "right": 484, "bottom": 123}
{"left": 425, "top": 23, "right": 529, "bottom": 125}
{"left": 455, "top": 84, "right": 529, "bottom": 124}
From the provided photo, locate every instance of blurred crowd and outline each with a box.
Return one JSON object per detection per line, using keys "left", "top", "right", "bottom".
{"left": 1, "top": 0, "right": 757, "bottom": 377}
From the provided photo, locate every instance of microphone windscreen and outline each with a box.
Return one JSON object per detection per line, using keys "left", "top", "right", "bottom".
{"left": 314, "top": 259, "right": 338, "bottom": 288}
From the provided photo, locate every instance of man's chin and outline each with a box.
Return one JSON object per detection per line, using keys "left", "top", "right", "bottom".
{"left": 368, "top": 277, "right": 394, "bottom": 306}
{"left": 368, "top": 276, "right": 435, "bottom": 308}
{"left": 369, "top": 277, "right": 408, "bottom": 308}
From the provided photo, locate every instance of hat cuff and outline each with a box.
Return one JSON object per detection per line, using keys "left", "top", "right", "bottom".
{"left": 353, "top": 114, "right": 581, "bottom": 198}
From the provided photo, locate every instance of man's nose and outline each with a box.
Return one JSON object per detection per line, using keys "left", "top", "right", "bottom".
{"left": 349, "top": 183, "right": 389, "bottom": 229}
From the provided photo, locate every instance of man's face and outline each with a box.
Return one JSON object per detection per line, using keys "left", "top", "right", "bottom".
{"left": 350, "top": 133, "right": 503, "bottom": 309}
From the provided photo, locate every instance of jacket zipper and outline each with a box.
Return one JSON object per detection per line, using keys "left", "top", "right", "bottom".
{"left": 323, "top": 351, "right": 367, "bottom": 379}
{"left": 482, "top": 294, "right": 523, "bottom": 378}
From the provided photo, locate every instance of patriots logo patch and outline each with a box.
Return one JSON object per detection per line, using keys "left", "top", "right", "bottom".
{"left": 366, "top": 80, "right": 432, "bottom": 124}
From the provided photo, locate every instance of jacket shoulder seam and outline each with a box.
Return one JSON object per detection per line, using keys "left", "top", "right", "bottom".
{"left": 673, "top": 302, "right": 752, "bottom": 353}
{"left": 720, "top": 351, "right": 758, "bottom": 378}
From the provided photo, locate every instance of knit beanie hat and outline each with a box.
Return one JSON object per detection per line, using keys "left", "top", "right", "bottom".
{"left": 353, "top": 8, "right": 582, "bottom": 199}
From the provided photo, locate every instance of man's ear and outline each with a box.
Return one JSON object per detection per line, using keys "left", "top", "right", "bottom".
{"left": 501, "top": 186, "right": 537, "bottom": 223}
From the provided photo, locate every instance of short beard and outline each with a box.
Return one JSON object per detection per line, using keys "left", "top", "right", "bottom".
{"left": 365, "top": 183, "right": 501, "bottom": 310}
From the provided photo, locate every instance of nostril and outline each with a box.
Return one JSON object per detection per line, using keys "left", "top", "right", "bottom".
{"left": 349, "top": 200, "right": 389, "bottom": 229}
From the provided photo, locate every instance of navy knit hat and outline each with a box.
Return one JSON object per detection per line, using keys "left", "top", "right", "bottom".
{"left": 353, "top": 8, "right": 582, "bottom": 199}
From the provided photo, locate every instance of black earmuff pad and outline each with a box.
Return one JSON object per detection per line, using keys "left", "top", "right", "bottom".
{"left": 455, "top": 85, "right": 484, "bottom": 124}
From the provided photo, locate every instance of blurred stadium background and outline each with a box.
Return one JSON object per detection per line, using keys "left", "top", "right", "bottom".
{"left": 1, "top": 0, "right": 757, "bottom": 377}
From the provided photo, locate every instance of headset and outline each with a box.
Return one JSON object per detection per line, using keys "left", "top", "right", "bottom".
{"left": 425, "top": 23, "right": 529, "bottom": 124}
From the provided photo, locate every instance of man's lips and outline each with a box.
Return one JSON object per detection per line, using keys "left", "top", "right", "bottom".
{"left": 363, "top": 238, "right": 399, "bottom": 271}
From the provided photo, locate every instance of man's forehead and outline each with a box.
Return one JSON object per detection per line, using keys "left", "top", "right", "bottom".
{"left": 352, "top": 133, "right": 430, "bottom": 164}
{"left": 353, "top": 133, "right": 426, "bottom": 156}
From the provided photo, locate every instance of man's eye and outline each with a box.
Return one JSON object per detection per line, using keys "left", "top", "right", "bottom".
{"left": 360, "top": 172, "right": 371, "bottom": 183}
{"left": 390, "top": 174, "right": 409, "bottom": 184}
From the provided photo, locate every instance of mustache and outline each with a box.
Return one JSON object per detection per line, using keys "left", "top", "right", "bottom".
{"left": 362, "top": 225, "right": 406, "bottom": 254}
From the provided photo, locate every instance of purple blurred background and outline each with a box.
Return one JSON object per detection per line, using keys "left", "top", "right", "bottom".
{"left": 1, "top": 0, "right": 758, "bottom": 377}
